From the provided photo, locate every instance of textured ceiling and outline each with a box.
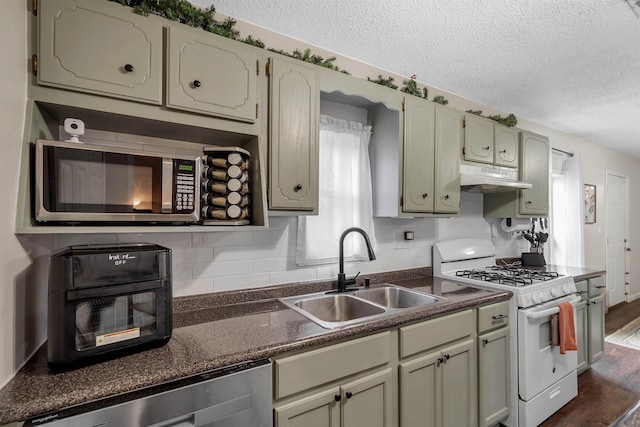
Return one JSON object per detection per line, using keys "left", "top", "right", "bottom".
{"left": 190, "top": 0, "right": 640, "bottom": 158}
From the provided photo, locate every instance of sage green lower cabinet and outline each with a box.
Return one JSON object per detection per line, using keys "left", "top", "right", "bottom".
{"left": 588, "top": 294, "right": 605, "bottom": 364}
{"left": 400, "top": 339, "right": 475, "bottom": 427}
{"left": 274, "top": 369, "right": 392, "bottom": 427}
{"left": 478, "top": 327, "right": 510, "bottom": 427}
{"left": 575, "top": 300, "right": 589, "bottom": 374}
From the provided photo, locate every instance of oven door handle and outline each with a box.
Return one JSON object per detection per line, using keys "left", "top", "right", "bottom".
{"left": 525, "top": 295, "right": 582, "bottom": 320}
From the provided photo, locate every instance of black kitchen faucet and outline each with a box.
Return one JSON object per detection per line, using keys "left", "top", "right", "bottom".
{"left": 336, "top": 227, "right": 376, "bottom": 292}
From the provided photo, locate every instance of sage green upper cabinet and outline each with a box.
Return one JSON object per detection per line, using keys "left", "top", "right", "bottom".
{"left": 403, "top": 96, "right": 435, "bottom": 213}
{"left": 38, "top": 0, "right": 162, "bottom": 104}
{"left": 483, "top": 131, "right": 550, "bottom": 218}
{"left": 268, "top": 57, "right": 319, "bottom": 212}
{"left": 434, "top": 105, "right": 462, "bottom": 213}
{"left": 519, "top": 131, "right": 550, "bottom": 215}
{"left": 494, "top": 125, "right": 519, "bottom": 168}
{"left": 463, "top": 114, "right": 494, "bottom": 164}
{"left": 166, "top": 26, "right": 257, "bottom": 122}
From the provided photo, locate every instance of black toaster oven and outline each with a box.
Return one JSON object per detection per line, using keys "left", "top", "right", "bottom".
{"left": 47, "top": 243, "right": 173, "bottom": 366}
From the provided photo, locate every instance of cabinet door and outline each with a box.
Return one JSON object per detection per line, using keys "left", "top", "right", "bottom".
{"left": 463, "top": 114, "right": 494, "bottom": 164}
{"left": 166, "top": 26, "right": 257, "bottom": 122}
{"left": 441, "top": 339, "right": 476, "bottom": 427}
{"left": 494, "top": 125, "right": 519, "bottom": 168}
{"left": 588, "top": 295, "right": 605, "bottom": 364}
{"left": 403, "top": 96, "right": 435, "bottom": 213}
{"left": 274, "top": 387, "right": 340, "bottom": 427}
{"left": 519, "top": 132, "right": 550, "bottom": 215}
{"left": 268, "top": 57, "right": 319, "bottom": 211}
{"left": 575, "top": 301, "right": 589, "bottom": 374}
{"left": 399, "top": 350, "right": 441, "bottom": 427}
{"left": 434, "top": 105, "right": 461, "bottom": 213}
{"left": 341, "top": 368, "right": 393, "bottom": 427}
{"left": 478, "top": 327, "right": 510, "bottom": 427}
{"left": 38, "top": 0, "right": 162, "bottom": 104}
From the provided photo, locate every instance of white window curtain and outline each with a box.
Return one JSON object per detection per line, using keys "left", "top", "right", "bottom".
{"left": 296, "top": 115, "right": 376, "bottom": 266}
{"left": 549, "top": 151, "right": 585, "bottom": 267}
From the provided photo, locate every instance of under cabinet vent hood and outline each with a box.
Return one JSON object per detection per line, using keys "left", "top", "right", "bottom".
{"left": 460, "top": 163, "right": 532, "bottom": 192}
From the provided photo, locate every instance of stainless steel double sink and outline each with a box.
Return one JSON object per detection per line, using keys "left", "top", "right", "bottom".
{"left": 279, "top": 284, "right": 443, "bottom": 329}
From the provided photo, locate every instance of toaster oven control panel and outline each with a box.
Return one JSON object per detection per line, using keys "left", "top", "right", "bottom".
{"left": 174, "top": 159, "right": 196, "bottom": 213}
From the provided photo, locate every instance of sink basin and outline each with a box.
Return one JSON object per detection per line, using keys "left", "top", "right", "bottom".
{"left": 279, "top": 284, "right": 444, "bottom": 329}
{"left": 294, "top": 294, "right": 386, "bottom": 323}
{"left": 353, "top": 287, "right": 439, "bottom": 308}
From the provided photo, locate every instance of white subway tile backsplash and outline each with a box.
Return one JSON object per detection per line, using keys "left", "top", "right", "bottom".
{"left": 195, "top": 231, "right": 253, "bottom": 248}
{"left": 252, "top": 257, "right": 295, "bottom": 273}
{"left": 173, "top": 278, "right": 214, "bottom": 297}
{"left": 172, "top": 264, "right": 194, "bottom": 281}
{"left": 269, "top": 268, "right": 317, "bottom": 285}
{"left": 213, "top": 245, "right": 270, "bottom": 261}
{"left": 116, "top": 233, "right": 192, "bottom": 249}
{"left": 193, "top": 259, "right": 249, "bottom": 278}
{"left": 55, "top": 234, "right": 117, "bottom": 248}
{"left": 213, "top": 273, "right": 270, "bottom": 291}
{"left": 172, "top": 248, "right": 213, "bottom": 264}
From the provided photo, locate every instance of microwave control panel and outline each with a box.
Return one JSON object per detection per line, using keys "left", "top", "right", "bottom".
{"left": 174, "top": 159, "right": 197, "bottom": 213}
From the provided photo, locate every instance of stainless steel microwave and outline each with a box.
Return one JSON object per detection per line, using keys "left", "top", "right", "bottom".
{"left": 35, "top": 139, "right": 200, "bottom": 223}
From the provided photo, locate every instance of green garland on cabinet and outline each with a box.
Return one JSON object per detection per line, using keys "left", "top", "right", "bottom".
{"left": 108, "top": 0, "right": 515, "bottom": 124}
{"left": 466, "top": 110, "right": 518, "bottom": 127}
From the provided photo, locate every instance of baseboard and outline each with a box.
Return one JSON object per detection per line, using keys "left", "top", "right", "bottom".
{"left": 627, "top": 292, "right": 640, "bottom": 302}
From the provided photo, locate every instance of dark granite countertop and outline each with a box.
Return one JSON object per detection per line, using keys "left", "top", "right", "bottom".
{"left": 0, "top": 268, "right": 511, "bottom": 424}
{"left": 543, "top": 265, "right": 606, "bottom": 282}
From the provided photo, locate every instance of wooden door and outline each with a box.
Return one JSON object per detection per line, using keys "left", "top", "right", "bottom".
{"left": 341, "top": 369, "right": 393, "bottom": 427}
{"left": 274, "top": 387, "right": 340, "bottom": 427}
{"left": 403, "top": 96, "right": 435, "bottom": 213}
{"left": 463, "top": 114, "right": 493, "bottom": 164}
{"left": 434, "top": 105, "right": 461, "bottom": 213}
{"left": 166, "top": 26, "right": 257, "bottom": 122}
{"left": 268, "top": 57, "right": 319, "bottom": 211}
{"left": 39, "top": 0, "right": 162, "bottom": 104}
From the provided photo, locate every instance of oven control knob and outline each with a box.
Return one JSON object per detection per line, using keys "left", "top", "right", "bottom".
{"left": 532, "top": 294, "right": 541, "bottom": 304}
{"left": 550, "top": 288, "right": 559, "bottom": 297}
{"left": 562, "top": 284, "right": 573, "bottom": 294}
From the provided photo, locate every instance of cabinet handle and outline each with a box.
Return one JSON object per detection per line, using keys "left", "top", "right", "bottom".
{"left": 526, "top": 201, "right": 532, "bottom": 205}
{"left": 444, "top": 354, "right": 450, "bottom": 362}
{"left": 334, "top": 394, "right": 342, "bottom": 402}
{"left": 124, "top": 64, "right": 134, "bottom": 73}
{"left": 437, "top": 357, "right": 444, "bottom": 366}
{"left": 345, "top": 391, "right": 353, "bottom": 399}
{"left": 444, "top": 194, "right": 450, "bottom": 200}
{"left": 482, "top": 338, "right": 489, "bottom": 347}
{"left": 422, "top": 193, "right": 428, "bottom": 199}
{"left": 483, "top": 146, "right": 490, "bottom": 150}
{"left": 492, "top": 314, "right": 507, "bottom": 321}
{"left": 595, "top": 285, "right": 606, "bottom": 289}
{"left": 500, "top": 149, "right": 507, "bottom": 153}
{"left": 294, "top": 184, "right": 302, "bottom": 192}
{"left": 193, "top": 79, "right": 202, "bottom": 88}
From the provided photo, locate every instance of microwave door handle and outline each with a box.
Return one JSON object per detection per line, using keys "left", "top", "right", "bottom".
{"left": 525, "top": 295, "right": 582, "bottom": 320}
{"left": 162, "top": 158, "right": 173, "bottom": 214}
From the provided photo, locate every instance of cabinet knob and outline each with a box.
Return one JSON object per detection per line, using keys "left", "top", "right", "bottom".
{"left": 526, "top": 201, "right": 533, "bottom": 205}
{"left": 345, "top": 391, "right": 353, "bottom": 399}
{"left": 500, "top": 149, "right": 507, "bottom": 153}
{"left": 444, "top": 354, "right": 450, "bottom": 361}
{"left": 483, "top": 146, "right": 490, "bottom": 150}
{"left": 334, "top": 394, "right": 342, "bottom": 402}
{"left": 193, "top": 80, "right": 202, "bottom": 88}
{"left": 294, "top": 184, "right": 302, "bottom": 192}
{"left": 482, "top": 338, "right": 489, "bottom": 347}
{"left": 124, "top": 64, "right": 134, "bottom": 73}
{"left": 422, "top": 193, "right": 428, "bottom": 199}
{"left": 444, "top": 194, "right": 450, "bottom": 200}
{"left": 437, "top": 357, "right": 444, "bottom": 365}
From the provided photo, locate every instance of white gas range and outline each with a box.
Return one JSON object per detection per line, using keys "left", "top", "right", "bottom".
{"left": 433, "top": 238, "right": 579, "bottom": 427}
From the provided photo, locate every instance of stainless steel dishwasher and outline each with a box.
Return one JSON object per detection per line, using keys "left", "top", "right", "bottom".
{"left": 25, "top": 359, "right": 272, "bottom": 427}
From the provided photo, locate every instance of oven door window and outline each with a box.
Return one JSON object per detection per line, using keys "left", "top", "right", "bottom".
{"left": 75, "top": 292, "right": 157, "bottom": 351}
{"left": 44, "top": 146, "right": 162, "bottom": 214}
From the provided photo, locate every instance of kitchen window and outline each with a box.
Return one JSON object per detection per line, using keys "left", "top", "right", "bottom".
{"left": 296, "top": 115, "right": 376, "bottom": 266}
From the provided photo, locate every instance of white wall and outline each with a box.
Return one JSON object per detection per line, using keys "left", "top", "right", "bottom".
{"left": 1, "top": 0, "right": 638, "bottom": 390}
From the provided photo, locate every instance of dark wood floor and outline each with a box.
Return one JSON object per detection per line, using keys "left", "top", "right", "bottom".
{"left": 540, "top": 299, "right": 640, "bottom": 427}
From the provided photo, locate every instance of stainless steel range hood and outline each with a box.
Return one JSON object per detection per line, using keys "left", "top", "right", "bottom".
{"left": 460, "top": 163, "right": 532, "bottom": 192}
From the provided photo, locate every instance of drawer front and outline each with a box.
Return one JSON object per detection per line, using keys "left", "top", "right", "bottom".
{"left": 478, "top": 301, "right": 510, "bottom": 333}
{"left": 575, "top": 280, "right": 588, "bottom": 301}
{"left": 588, "top": 276, "right": 606, "bottom": 298}
{"left": 274, "top": 331, "right": 391, "bottom": 399}
{"left": 399, "top": 309, "right": 473, "bottom": 358}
